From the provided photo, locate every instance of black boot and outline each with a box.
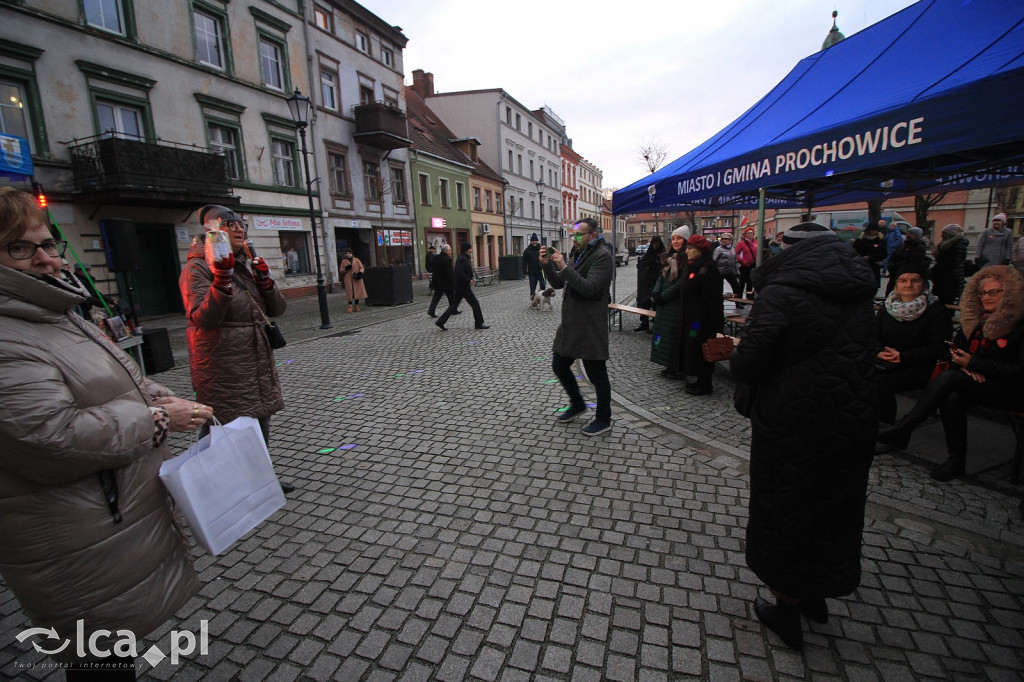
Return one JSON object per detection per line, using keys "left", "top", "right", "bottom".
{"left": 754, "top": 597, "right": 803, "bottom": 650}
{"left": 930, "top": 453, "right": 966, "bottom": 482}
{"left": 876, "top": 415, "right": 918, "bottom": 449}
{"left": 800, "top": 597, "right": 828, "bottom": 624}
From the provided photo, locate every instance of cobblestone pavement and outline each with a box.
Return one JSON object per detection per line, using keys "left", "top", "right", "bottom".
{"left": 2, "top": 267, "right": 1022, "bottom": 680}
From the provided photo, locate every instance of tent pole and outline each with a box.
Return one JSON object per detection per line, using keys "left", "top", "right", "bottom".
{"left": 755, "top": 188, "right": 766, "bottom": 268}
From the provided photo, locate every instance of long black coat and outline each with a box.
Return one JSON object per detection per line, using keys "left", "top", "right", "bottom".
{"left": 454, "top": 253, "right": 474, "bottom": 294}
{"left": 431, "top": 251, "right": 454, "bottom": 292}
{"left": 544, "top": 237, "right": 613, "bottom": 361}
{"left": 678, "top": 252, "right": 724, "bottom": 377}
{"left": 636, "top": 244, "right": 665, "bottom": 306}
{"left": 730, "top": 235, "right": 877, "bottom": 599}
{"left": 930, "top": 236, "right": 968, "bottom": 304}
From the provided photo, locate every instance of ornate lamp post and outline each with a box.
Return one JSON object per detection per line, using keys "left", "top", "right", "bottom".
{"left": 536, "top": 179, "right": 545, "bottom": 246}
{"left": 286, "top": 88, "right": 331, "bottom": 329}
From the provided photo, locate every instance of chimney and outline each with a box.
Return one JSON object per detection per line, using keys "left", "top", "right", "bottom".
{"left": 411, "top": 69, "right": 434, "bottom": 97}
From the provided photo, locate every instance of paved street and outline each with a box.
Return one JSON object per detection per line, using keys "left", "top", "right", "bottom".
{"left": 2, "top": 265, "right": 1023, "bottom": 680}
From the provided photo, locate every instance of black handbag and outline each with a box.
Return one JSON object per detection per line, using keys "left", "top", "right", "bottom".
{"left": 353, "top": 271, "right": 363, "bottom": 281}
{"left": 264, "top": 321, "right": 287, "bottom": 349}
{"left": 246, "top": 290, "right": 286, "bottom": 349}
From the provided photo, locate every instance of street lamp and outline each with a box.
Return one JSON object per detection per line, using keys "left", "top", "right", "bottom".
{"left": 536, "top": 179, "right": 545, "bottom": 246}
{"left": 286, "top": 88, "right": 331, "bottom": 329}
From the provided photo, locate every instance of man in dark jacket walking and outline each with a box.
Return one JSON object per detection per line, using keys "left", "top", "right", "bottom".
{"left": 427, "top": 244, "right": 453, "bottom": 318}
{"left": 522, "top": 233, "right": 547, "bottom": 297}
{"left": 436, "top": 243, "right": 489, "bottom": 330}
{"left": 730, "top": 222, "right": 877, "bottom": 650}
{"left": 541, "top": 218, "right": 614, "bottom": 436}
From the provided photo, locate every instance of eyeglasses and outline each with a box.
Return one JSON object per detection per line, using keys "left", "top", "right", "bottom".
{"left": 980, "top": 288, "right": 1004, "bottom": 298}
{"left": 221, "top": 220, "right": 246, "bottom": 232}
{"left": 3, "top": 239, "right": 68, "bottom": 260}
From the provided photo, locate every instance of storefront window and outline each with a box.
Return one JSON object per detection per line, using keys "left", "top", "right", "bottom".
{"left": 278, "top": 232, "right": 310, "bottom": 274}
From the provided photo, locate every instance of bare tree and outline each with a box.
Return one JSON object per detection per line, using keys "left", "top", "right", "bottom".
{"left": 914, "top": 192, "right": 947, "bottom": 236}
{"left": 636, "top": 138, "right": 669, "bottom": 174}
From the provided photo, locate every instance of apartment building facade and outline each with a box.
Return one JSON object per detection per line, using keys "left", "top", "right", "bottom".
{"left": 410, "top": 70, "right": 562, "bottom": 257}
{"left": 1, "top": 0, "right": 412, "bottom": 317}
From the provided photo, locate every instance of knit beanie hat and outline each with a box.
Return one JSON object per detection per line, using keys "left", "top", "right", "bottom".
{"left": 671, "top": 226, "right": 691, "bottom": 240}
{"left": 460, "top": 242, "right": 472, "bottom": 253}
{"left": 941, "top": 223, "right": 963, "bottom": 237}
{"left": 993, "top": 213, "right": 1007, "bottom": 223}
{"left": 530, "top": 233, "right": 539, "bottom": 242}
{"left": 908, "top": 227, "right": 924, "bottom": 240}
{"left": 687, "top": 234, "right": 713, "bottom": 253}
{"left": 781, "top": 222, "right": 831, "bottom": 249}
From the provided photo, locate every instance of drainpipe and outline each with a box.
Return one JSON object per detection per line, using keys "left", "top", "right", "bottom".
{"left": 302, "top": 8, "right": 335, "bottom": 292}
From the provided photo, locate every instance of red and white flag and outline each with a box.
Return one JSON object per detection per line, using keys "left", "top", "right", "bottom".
{"left": 740, "top": 215, "right": 748, "bottom": 227}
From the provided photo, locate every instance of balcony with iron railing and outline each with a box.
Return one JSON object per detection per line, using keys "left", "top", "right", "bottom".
{"left": 65, "top": 133, "right": 237, "bottom": 206}
{"left": 352, "top": 101, "right": 411, "bottom": 151}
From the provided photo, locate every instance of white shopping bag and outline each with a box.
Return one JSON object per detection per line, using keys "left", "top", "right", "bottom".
{"left": 159, "top": 416, "right": 286, "bottom": 555}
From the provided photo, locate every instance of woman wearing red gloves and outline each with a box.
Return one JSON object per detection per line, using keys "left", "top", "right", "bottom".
{"left": 179, "top": 205, "right": 293, "bottom": 493}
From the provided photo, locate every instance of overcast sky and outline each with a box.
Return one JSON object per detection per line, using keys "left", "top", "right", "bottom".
{"left": 359, "top": 0, "right": 919, "bottom": 192}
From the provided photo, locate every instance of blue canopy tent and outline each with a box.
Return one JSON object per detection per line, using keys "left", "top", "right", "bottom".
{"left": 613, "top": 0, "right": 1024, "bottom": 216}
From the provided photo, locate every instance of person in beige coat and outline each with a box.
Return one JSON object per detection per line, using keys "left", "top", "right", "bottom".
{"left": 340, "top": 248, "right": 368, "bottom": 311}
{"left": 0, "top": 187, "right": 203, "bottom": 678}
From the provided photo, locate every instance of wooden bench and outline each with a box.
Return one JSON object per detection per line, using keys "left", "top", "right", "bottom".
{"left": 473, "top": 267, "right": 495, "bottom": 285}
{"left": 725, "top": 314, "right": 748, "bottom": 336}
{"left": 608, "top": 303, "right": 656, "bottom": 331}
{"left": 725, "top": 296, "right": 755, "bottom": 306}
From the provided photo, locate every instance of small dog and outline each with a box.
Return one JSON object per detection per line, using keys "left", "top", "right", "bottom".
{"left": 531, "top": 287, "right": 556, "bottom": 311}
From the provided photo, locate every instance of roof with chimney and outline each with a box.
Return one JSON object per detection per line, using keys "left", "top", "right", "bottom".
{"left": 405, "top": 87, "right": 503, "bottom": 184}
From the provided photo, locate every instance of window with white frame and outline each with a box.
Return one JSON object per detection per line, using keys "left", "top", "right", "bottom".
{"left": 439, "top": 178, "right": 450, "bottom": 209}
{"left": 363, "top": 160, "right": 380, "bottom": 200}
{"left": 313, "top": 6, "right": 331, "bottom": 32}
{"left": 328, "top": 151, "right": 349, "bottom": 195}
{"left": 97, "top": 100, "right": 143, "bottom": 139}
{"left": 355, "top": 31, "right": 369, "bottom": 53}
{"left": 515, "top": 113, "right": 521, "bottom": 130}
{"left": 473, "top": 187, "right": 481, "bottom": 211}
{"left": 507, "top": 150, "right": 513, "bottom": 171}
{"left": 0, "top": 79, "right": 32, "bottom": 143}
{"left": 485, "top": 190, "right": 493, "bottom": 213}
{"left": 193, "top": 9, "right": 225, "bottom": 69}
{"left": 259, "top": 37, "right": 285, "bottom": 91}
{"left": 381, "top": 46, "right": 393, "bottom": 67}
{"left": 272, "top": 138, "right": 296, "bottom": 187}
{"left": 360, "top": 85, "right": 374, "bottom": 105}
{"left": 85, "top": 0, "right": 125, "bottom": 35}
{"left": 391, "top": 166, "right": 406, "bottom": 203}
{"left": 456, "top": 183, "right": 466, "bottom": 210}
{"left": 320, "top": 68, "right": 338, "bottom": 110}
{"left": 208, "top": 122, "right": 241, "bottom": 180}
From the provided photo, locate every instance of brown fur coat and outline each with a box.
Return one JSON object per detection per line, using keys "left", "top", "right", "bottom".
{"left": 959, "top": 265, "right": 1024, "bottom": 339}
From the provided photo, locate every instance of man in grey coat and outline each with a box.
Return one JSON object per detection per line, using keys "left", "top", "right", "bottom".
{"left": 541, "top": 218, "right": 614, "bottom": 436}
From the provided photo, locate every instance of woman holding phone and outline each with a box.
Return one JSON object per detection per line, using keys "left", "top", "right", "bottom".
{"left": 878, "top": 265, "right": 1024, "bottom": 480}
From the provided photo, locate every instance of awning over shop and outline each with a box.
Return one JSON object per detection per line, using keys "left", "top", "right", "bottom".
{"left": 613, "top": 0, "right": 1024, "bottom": 215}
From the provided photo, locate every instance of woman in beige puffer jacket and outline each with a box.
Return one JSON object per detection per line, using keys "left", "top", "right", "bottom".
{"left": 0, "top": 188, "right": 201, "bottom": 672}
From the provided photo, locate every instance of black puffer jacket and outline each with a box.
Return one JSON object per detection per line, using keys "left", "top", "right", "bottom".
{"left": 730, "top": 234, "right": 877, "bottom": 598}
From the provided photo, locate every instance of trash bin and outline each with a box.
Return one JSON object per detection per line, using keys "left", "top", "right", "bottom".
{"left": 142, "top": 327, "right": 174, "bottom": 374}
{"left": 499, "top": 255, "right": 524, "bottom": 281}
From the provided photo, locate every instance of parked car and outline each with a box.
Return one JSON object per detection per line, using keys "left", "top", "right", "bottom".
{"left": 635, "top": 243, "right": 649, "bottom": 256}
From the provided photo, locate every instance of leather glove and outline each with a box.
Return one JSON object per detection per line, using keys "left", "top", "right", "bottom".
{"left": 252, "top": 257, "right": 274, "bottom": 291}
